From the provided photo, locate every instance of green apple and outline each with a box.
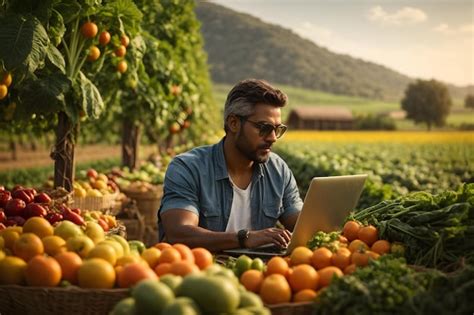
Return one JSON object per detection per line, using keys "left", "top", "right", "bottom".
{"left": 54, "top": 221, "right": 83, "bottom": 241}
{"left": 66, "top": 235, "right": 95, "bottom": 258}
{"left": 85, "top": 221, "right": 105, "bottom": 244}
{"left": 108, "top": 235, "right": 130, "bottom": 255}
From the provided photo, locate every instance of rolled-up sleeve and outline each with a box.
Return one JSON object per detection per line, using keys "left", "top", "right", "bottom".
{"left": 280, "top": 165, "right": 303, "bottom": 219}
{"left": 159, "top": 158, "right": 200, "bottom": 216}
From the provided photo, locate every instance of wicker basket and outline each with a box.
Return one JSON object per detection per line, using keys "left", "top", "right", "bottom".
{"left": 0, "top": 285, "right": 129, "bottom": 315}
{"left": 120, "top": 217, "right": 145, "bottom": 241}
{"left": 267, "top": 302, "right": 314, "bottom": 315}
{"left": 72, "top": 191, "right": 119, "bottom": 212}
{"left": 121, "top": 186, "right": 163, "bottom": 226}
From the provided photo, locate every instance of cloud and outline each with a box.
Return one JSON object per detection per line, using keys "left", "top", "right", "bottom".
{"left": 434, "top": 23, "right": 474, "bottom": 35}
{"left": 368, "top": 6, "right": 427, "bottom": 26}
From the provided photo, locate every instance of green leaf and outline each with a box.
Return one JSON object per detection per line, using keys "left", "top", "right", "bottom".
{"left": 46, "top": 43, "right": 66, "bottom": 73}
{"left": 16, "top": 73, "right": 71, "bottom": 119}
{"left": 78, "top": 71, "right": 104, "bottom": 119}
{"left": 53, "top": 1, "right": 81, "bottom": 24}
{"left": 0, "top": 15, "right": 49, "bottom": 72}
{"left": 49, "top": 9, "right": 67, "bottom": 46}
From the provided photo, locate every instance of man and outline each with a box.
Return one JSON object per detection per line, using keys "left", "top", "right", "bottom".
{"left": 158, "top": 79, "right": 303, "bottom": 252}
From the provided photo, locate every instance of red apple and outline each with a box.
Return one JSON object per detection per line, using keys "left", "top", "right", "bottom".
{"left": 45, "top": 212, "right": 63, "bottom": 225}
{"left": 23, "top": 203, "right": 48, "bottom": 218}
{"left": 34, "top": 192, "right": 52, "bottom": 204}
{"left": 12, "top": 189, "right": 33, "bottom": 204}
{"left": 97, "top": 218, "right": 109, "bottom": 232}
{"left": 71, "top": 208, "right": 81, "bottom": 215}
{"left": 5, "top": 198, "right": 26, "bottom": 216}
{"left": 0, "top": 190, "right": 12, "bottom": 207}
{"left": 12, "top": 185, "right": 24, "bottom": 192}
{"left": 63, "top": 211, "right": 85, "bottom": 226}
{"left": 87, "top": 169, "right": 98, "bottom": 179}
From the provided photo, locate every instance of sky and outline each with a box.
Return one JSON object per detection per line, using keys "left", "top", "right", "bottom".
{"left": 209, "top": 0, "right": 474, "bottom": 87}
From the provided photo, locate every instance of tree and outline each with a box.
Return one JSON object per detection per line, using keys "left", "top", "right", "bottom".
{"left": 401, "top": 79, "right": 452, "bottom": 130}
{"left": 0, "top": 0, "right": 143, "bottom": 191}
{"left": 465, "top": 94, "right": 474, "bottom": 109}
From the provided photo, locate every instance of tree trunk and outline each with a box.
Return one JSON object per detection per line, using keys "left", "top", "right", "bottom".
{"left": 122, "top": 119, "right": 140, "bottom": 170}
{"left": 53, "top": 112, "right": 76, "bottom": 192}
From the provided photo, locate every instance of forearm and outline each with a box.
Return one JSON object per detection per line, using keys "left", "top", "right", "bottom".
{"left": 165, "top": 224, "right": 239, "bottom": 252}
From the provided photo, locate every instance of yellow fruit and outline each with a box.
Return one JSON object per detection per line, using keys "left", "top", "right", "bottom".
{"left": 116, "top": 255, "right": 143, "bottom": 267}
{"left": 78, "top": 258, "right": 116, "bottom": 289}
{"left": 0, "top": 229, "right": 21, "bottom": 250}
{"left": 42, "top": 235, "right": 67, "bottom": 256}
{"left": 98, "top": 240, "right": 124, "bottom": 258}
{"left": 23, "top": 217, "right": 54, "bottom": 239}
{"left": 141, "top": 247, "right": 161, "bottom": 269}
{"left": 87, "top": 244, "right": 117, "bottom": 266}
{"left": 0, "top": 256, "right": 27, "bottom": 284}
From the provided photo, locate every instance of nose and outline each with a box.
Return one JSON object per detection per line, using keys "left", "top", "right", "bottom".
{"left": 265, "top": 129, "right": 278, "bottom": 143}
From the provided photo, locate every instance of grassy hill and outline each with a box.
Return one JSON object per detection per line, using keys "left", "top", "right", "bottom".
{"left": 196, "top": 2, "right": 473, "bottom": 102}
{"left": 213, "top": 83, "right": 474, "bottom": 130}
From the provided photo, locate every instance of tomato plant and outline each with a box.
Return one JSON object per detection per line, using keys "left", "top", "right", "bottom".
{"left": 87, "top": 46, "right": 101, "bottom": 62}
{"left": 116, "top": 60, "right": 128, "bottom": 73}
{"left": 0, "top": 85, "right": 7, "bottom": 100}
{"left": 120, "top": 34, "right": 130, "bottom": 47}
{"left": 81, "top": 22, "right": 98, "bottom": 38}
{"left": 99, "top": 31, "right": 111, "bottom": 46}
{"left": 114, "top": 45, "right": 127, "bottom": 57}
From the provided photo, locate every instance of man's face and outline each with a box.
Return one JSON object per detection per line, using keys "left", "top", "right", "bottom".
{"left": 235, "top": 104, "right": 283, "bottom": 163}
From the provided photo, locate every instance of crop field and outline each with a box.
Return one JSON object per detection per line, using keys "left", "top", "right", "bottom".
{"left": 275, "top": 131, "right": 473, "bottom": 208}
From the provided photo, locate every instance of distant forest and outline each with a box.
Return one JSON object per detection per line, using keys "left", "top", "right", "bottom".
{"left": 195, "top": 2, "right": 473, "bottom": 101}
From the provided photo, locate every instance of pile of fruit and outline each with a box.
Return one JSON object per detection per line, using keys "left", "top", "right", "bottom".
{"left": 73, "top": 169, "right": 119, "bottom": 198}
{"left": 227, "top": 222, "right": 397, "bottom": 305}
{"left": 110, "top": 161, "right": 168, "bottom": 192}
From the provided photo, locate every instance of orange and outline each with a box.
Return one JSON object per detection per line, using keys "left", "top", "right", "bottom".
{"left": 25, "top": 255, "right": 62, "bottom": 287}
{"left": 318, "top": 266, "right": 343, "bottom": 288}
{"left": 344, "top": 264, "right": 357, "bottom": 275}
{"left": 154, "top": 242, "right": 172, "bottom": 251}
{"left": 0, "top": 256, "right": 27, "bottom": 284}
{"left": 116, "top": 255, "right": 143, "bottom": 267}
{"left": 348, "top": 239, "right": 369, "bottom": 253}
{"left": 266, "top": 256, "right": 289, "bottom": 276}
{"left": 338, "top": 235, "right": 349, "bottom": 244}
{"left": 293, "top": 289, "right": 317, "bottom": 302}
{"left": 351, "top": 251, "right": 370, "bottom": 267}
{"left": 158, "top": 247, "right": 182, "bottom": 264}
{"left": 55, "top": 251, "right": 83, "bottom": 284}
{"left": 154, "top": 262, "right": 172, "bottom": 276}
{"left": 239, "top": 269, "right": 264, "bottom": 293}
{"left": 118, "top": 262, "right": 158, "bottom": 288}
{"left": 169, "top": 260, "right": 200, "bottom": 276}
{"left": 288, "top": 264, "right": 319, "bottom": 292}
{"left": 172, "top": 244, "right": 195, "bottom": 263}
{"left": 290, "top": 246, "right": 313, "bottom": 266}
{"left": 23, "top": 217, "right": 54, "bottom": 239}
{"left": 367, "top": 250, "right": 380, "bottom": 261}
{"left": 331, "top": 247, "right": 352, "bottom": 270}
{"left": 78, "top": 258, "right": 116, "bottom": 289}
{"left": 1, "top": 229, "right": 20, "bottom": 250}
{"left": 357, "top": 225, "right": 378, "bottom": 246}
{"left": 13, "top": 233, "right": 44, "bottom": 261}
{"left": 343, "top": 220, "right": 361, "bottom": 241}
{"left": 141, "top": 247, "right": 161, "bottom": 269}
{"left": 259, "top": 274, "right": 292, "bottom": 304}
{"left": 191, "top": 247, "right": 213, "bottom": 270}
{"left": 311, "top": 247, "right": 333, "bottom": 270}
{"left": 371, "top": 240, "right": 391, "bottom": 255}
{"left": 42, "top": 235, "right": 67, "bottom": 256}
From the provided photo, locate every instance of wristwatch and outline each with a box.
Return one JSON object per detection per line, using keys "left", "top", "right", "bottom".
{"left": 237, "top": 229, "right": 250, "bottom": 248}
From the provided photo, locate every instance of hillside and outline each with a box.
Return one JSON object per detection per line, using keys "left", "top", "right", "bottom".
{"left": 196, "top": 2, "right": 473, "bottom": 101}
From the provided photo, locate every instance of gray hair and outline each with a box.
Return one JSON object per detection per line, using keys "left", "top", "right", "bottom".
{"left": 223, "top": 79, "right": 288, "bottom": 131}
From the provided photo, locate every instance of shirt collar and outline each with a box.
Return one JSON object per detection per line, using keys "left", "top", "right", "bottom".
{"left": 214, "top": 137, "right": 265, "bottom": 181}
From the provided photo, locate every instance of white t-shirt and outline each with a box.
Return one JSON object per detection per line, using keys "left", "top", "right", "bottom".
{"left": 225, "top": 177, "right": 252, "bottom": 232}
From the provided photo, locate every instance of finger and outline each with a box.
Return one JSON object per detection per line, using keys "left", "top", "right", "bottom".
{"left": 281, "top": 230, "right": 292, "bottom": 243}
{"left": 272, "top": 232, "right": 288, "bottom": 248}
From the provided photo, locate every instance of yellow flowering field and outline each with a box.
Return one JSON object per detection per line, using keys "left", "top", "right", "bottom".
{"left": 280, "top": 131, "right": 474, "bottom": 144}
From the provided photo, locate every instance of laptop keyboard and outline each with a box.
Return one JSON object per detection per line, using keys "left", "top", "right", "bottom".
{"left": 252, "top": 245, "right": 287, "bottom": 254}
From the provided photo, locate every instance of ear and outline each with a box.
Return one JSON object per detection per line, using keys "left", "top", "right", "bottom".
{"left": 227, "top": 115, "right": 241, "bottom": 133}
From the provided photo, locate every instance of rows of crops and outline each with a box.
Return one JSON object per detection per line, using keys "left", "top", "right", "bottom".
{"left": 275, "top": 131, "right": 473, "bottom": 209}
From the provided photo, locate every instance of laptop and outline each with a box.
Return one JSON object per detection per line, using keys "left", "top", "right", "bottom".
{"left": 222, "top": 174, "right": 367, "bottom": 257}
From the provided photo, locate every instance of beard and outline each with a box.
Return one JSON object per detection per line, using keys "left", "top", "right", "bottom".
{"left": 235, "top": 129, "right": 272, "bottom": 163}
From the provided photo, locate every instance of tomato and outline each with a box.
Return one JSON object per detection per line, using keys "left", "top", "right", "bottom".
{"left": 114, "top": 45, "right": 126, "bottom": 57}
{"left": 81, "top": 21, "right": 98, "bottom": 38}
{"left": 169, "top": 122, "right": 181, "bottom": 134}
{"left": 117, "top": 60, "right": 128, "bottom": 73}
{"left": 99, "top": 31, "right": 111, "bottom": 46}
{"left": 87, "top": 46, "right": 101, "bottom": 61}
{"left": 120, "top": 34, "right": 130, "bottom": 47}
{"left": 1, "top": 73, "right": 12, "bottom": 87}
{"left": 0, "top": 84, "right": 7, "bottom": 100}
{"left": 182, "top": 120, "right": 191, "bottom": 129}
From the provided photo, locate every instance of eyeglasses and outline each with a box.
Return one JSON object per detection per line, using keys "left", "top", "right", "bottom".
{"left": 238, "top": 116, "right": 288, "bottom": 139}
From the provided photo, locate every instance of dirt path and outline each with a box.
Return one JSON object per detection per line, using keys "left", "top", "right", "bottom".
{"left": 0, "top": 145, "right": 155, "bottom": 171}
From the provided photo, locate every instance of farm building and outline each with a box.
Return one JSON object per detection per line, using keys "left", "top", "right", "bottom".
{"left": 286, "top": 106, "right": 354, "bottom": 130}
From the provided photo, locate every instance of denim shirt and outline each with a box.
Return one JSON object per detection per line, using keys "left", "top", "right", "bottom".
{"left": 158, "top": 138, "right": 303, "bottom": 240}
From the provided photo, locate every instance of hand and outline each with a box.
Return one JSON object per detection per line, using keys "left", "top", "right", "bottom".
{"left": 245, "top": 228, "right": 292, "bottom": 249}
